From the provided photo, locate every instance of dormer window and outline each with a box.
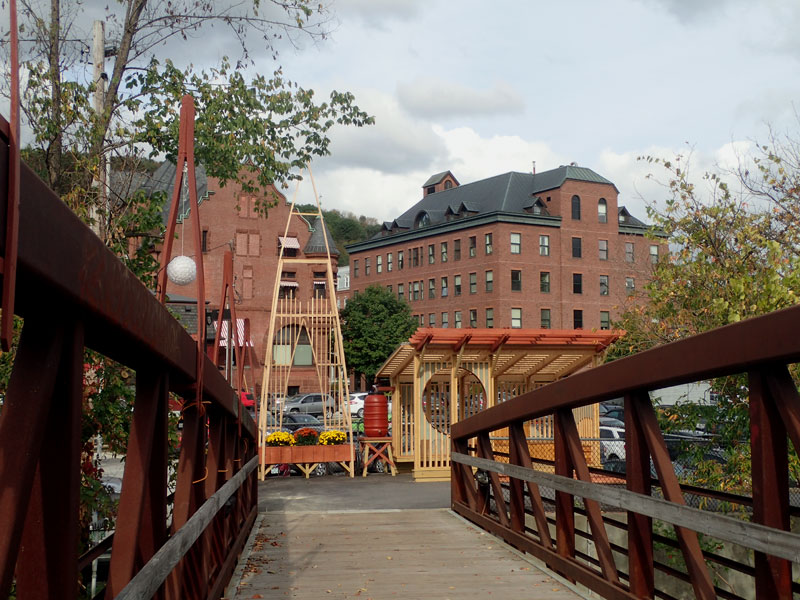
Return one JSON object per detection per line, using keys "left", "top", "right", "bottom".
{"left": 426, "top": 186, "right": 436, "bottom": 195}
{"left": 444, "top": 180, "right": 453, "bottom": 189}
{"left": 415, "top": 212, "right": 431, "bottom": 229}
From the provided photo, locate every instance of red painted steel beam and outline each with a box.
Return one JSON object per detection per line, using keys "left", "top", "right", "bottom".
{"left": 625, "top": 392, "right": 654, "bottom": 599}
{"left": 629, "top": 394, "right": 715, "bottom": 600}
{"left": 553, "top": 412, "right": 576, "bottom": 578}
{"left": 106, "top": 370, "right": 169, "bottom": 598}
{"left": 2, "top": 0, "right": 21, "bottom": 352}
{"left": 749, "top": 369, "right": 791, "bottom": 599}
{"left": 509, "top": 422, "right": 553, "bottom": 548}
{"left": 0, "top": 321, "right": 64, "bottom": 599}
{"left": 452, "top": 303, "right": 800, "bottom": 439}
{"left": 0, "top": 138, "right": 255, "bottom": 440}
{"left": 15, "top": 322, "right": 84, "bottom": 600}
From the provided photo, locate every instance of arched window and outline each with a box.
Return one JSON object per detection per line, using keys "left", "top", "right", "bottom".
{"left": 273, "top": 325, "right": 312, "bottom": 366}
{"left": 598, "top": 198, "right": 607, "bottom": 223}
{"left": 444, "top": 180, "right": 453, "bottom": 189}
{"left": 415, "top": 211, "right": 431, "bottom": 229}
{"left": 571, "top": 195, "right": 581, "bottom": 220}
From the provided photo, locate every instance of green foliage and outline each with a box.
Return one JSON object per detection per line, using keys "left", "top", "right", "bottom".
{"left": 340, "top": 285, "right": 418, "bottom": 383}
{"left": 608, "top": 143, "right": 800, "bottom": 496}
{"left": 130, "top": 58, "right": 374, "bottom": 211}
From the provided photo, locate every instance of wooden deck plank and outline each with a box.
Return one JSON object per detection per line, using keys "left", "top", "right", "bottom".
{"left": 228, "top": 509, "right": 581, "bottom": 599}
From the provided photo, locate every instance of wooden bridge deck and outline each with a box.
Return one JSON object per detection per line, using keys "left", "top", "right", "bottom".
{"left": 226, "top": 508, "right": 581, "bottom": 599}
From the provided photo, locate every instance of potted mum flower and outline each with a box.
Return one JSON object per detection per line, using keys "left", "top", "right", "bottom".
{"left": 294, "top": 427, "right": 320, "bottom": 446}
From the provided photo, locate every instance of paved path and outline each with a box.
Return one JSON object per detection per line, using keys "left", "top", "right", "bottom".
{"left": 225, "top": 474, "right": 582, "bottom": 599}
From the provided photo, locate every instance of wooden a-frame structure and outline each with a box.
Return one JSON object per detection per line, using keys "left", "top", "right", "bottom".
{"left": 258, "top": 167, "right": 353, "bottom": 479}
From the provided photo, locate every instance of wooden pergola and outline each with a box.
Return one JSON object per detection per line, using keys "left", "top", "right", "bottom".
{"left": 376, "top": 328, "right": 621, "bottom": 480}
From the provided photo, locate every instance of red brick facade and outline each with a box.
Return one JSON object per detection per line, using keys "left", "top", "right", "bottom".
{"left": 345, "top": 168, "right": 663, "bottom": 331}
{"left": 160, "top": 178, "right": 338, "bottom": 395}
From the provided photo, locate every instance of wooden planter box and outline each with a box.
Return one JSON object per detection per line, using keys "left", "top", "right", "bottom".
{"left": 261, "top": 444, "right": 352, "bottom": 465}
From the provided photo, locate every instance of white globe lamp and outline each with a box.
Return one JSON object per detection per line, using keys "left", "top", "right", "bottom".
{"left": 167, "top": 255, "right": 197, "bottom": 286}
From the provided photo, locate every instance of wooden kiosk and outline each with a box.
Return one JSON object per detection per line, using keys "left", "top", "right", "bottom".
{"left": 375, "top": 328, "right": 620, "bottom": 480}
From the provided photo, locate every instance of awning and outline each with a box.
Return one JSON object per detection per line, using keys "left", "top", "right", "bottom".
{"left": 214, "top": 319, "right": 254, "bottom": 347}
{"left": 279, "top": 236, "right": 300, "bottom": 249}
{"left": 279, "top": 281, "right": 299, "bottom": 288}
{"left": 313, "top": 280, "right": 327, "bottom": 285}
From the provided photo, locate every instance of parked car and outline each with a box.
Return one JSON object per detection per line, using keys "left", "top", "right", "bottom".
{"left": 282, "top": 393, "right": 336, "bottom": 417}
{"left": 600, "top": 425, "right": 625, "bottom": 466}
{"left": 600, "top": 416, "right": 625, "bottom": 428}
{"left": 600, "top": 403, "right": 624, "bottom": 422}
{"left": 349, "top": 392, "right": 368, "bottom": 418}
{"left": 282, "top": 412, "right": 325, "bottom": 432}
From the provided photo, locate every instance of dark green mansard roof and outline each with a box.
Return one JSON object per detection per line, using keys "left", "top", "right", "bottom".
{"left": 304, "top": 217, "right": 340, "bottom": 256}
{"left": 385, "top": 165, "right": 617, "bottom": 232}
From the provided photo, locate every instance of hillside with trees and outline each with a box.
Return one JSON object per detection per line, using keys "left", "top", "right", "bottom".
{"left": 297, "top": 204, "right": 382, "bottom": 265}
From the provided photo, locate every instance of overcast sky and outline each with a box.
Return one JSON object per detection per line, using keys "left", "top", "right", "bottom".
{"left": 268, "top": 0, "right": 800, "bottom": 223}
{"left": 4, "top": 0, "right": 800, "bottom": 224}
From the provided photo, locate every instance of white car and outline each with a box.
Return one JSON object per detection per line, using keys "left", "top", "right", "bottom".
{"left": 349, "top": 392, "right": 368, "bottom": 418}
{"left": 599, "top": 425, "right": 625, "bottom": 466}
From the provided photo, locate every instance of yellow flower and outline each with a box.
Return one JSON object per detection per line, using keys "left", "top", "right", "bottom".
{"left": 266, "top": 431, "right": 296, "bottom": 446}
{"left": 319, "top": 430, "right": 347, "bottom": 445}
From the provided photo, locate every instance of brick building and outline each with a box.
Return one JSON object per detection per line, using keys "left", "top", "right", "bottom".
{"left": 344, "top": 166, "right": 662, "bottom": 331}
{"left": 145, "top": 162, "right": 340, "bottom": 395}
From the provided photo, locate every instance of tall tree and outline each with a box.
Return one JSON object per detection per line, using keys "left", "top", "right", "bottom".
{"left": 608, "top": 145, "right": 800, "bottom": 494}
{"left": 340, "top": 285, "right": 418, "bottom": 385}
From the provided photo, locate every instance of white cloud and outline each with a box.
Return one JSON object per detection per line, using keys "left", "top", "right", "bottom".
{"left": 318, "top": 89, "right": 447, "bottom": 174}
{"left": 335, "top": 0, "right": 424, "bottom": 29}
{"left": 397, "top": 79, "right": 525, "bottom": 119}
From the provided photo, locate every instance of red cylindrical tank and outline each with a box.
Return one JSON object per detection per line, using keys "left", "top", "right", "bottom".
{"left": 363, "top": 393, "right": 389, "bottom": 437}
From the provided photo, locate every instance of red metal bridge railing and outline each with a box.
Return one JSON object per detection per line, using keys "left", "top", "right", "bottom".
{"left": 0, "top": 114, "right": 257, "bottom": 599}
{"left": 451, "top": 304, "right": 800, "bottom": 600}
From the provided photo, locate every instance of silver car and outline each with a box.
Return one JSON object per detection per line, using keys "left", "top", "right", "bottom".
{"left": 282, "top": 393, "right": 335, "bottom": 418}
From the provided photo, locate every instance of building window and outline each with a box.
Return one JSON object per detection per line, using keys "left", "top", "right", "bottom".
{"left": 541, "top": 309, "right": 551, "bottom": 329}
{"left": 398, "top": 283, "right": 404, "bottom": 300}
{"left": 485, "top": 308, "right": 494, "bottom": 328}
{"left": 429, "top": 313, "right": 436, "bottom": 327}
{"left": 573, "top": 310, "right": 583, "bottom": 329}
{"left": 598, "top": 198, "right": 608, "bottom": 223}
{"left": 469, "top": 236, "right": 477, "bottom": 257}
{"left": 485, "top": 233, "right": 493, "bottom": 255}
{"left": 600, "top": 275, "right": 609, "bottom": 296}
{"left": 469, "top": 272, "right": 477, "bottom": 294}
{"left": 599, "top": 239, "right": 608, "bottom": 261}
{"left": 511, "top": 270, "right": 522, "bottom": 292}
{"left": 387, "top": 253, "right": 393, "bottom": 272}
{"left": 573, "top": 273, "right": 583, "bottom": 294}
{"left": 428, "top": 278, "right": 436, "bottom": 299}
{"left": 365, "top": 258, "right": 371, "bottom": 275}
{"left": 242, "top": 265, "right": 254, "bottom": 299}
{"left": 413, "top": 281, "right": 420, "bottom": 301}
{"left": 441, "top": 276, "right": 449, "bottom": 297}
{"left": 428, "top": 244, "right": 435, "bottom": 264}
{"left": 625, "top": 242, "right": 635, "bottom": 263}
{"left": 572, "top": 237, "right": 582, "bottom": 258}
{"left": 442, "top": 312, "right": 449, "bottom": 328}
{"left": 510, "top": 232, "right": 521, "bottom": 254}
{"left": 398, "top": 250, "right": 404, "bottom": 270}
{"left": 571, "top": 195, "right": 581, "bottom": 220}
{"left": 511, "top": 308, "right": 522, "bottom": 329}
{"left": 237, "top": 231, "right": 260, "bottom": 256}
{"left": 454, "top": 239, "right": 461, "bottom": 260}
{"left": 485, "top": 270, "right": 493, "bottom": 292}
{"left": 201, "top": 229, "right": 209, "bottom": 253}
{"left": 313, "top": 281, "right": 326, "bottom": 299}
{"left": 376, "top": 255, "right": 382, "bottom": 273}
{"left": 416, "top": 212, "right": 430, "bottom": 228}
{"left": 273, "top": 325, "right": 312, "bottom": 366}
{"left": 540, "top": 271, "right": 550, "bottom": 293}
{"left": 454, "top": 275, "right": 462, "bottom": 296}
{"left": 626, "top": 277, "right": 635, "bottom": 295}
{"left": 600, "top": 311, "right": 610, "bottom": 330}
{"left": 412, "top": 247, "right": 420, "bottom": 267}
{"left": 353, "top": 260, "right": 359, "bottom": 278}
{"left": 650, "top": 245, "right": 659, "bottom": 264}
{"left": 441, "top": 242, "right": 448, "bottom": 263}
{"left": 387, "top": 285, "right": 392, "bottom": 293}
{"left": 469, "top": 309, "right": 478, "bottom": 328}
{"left": 454, "top": 311, "right": 462, "bottom": 329}
{"left": 539, "top": 235, "right": 550, "bottom": 256}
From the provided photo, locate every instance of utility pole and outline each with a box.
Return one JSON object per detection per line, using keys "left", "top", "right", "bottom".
{"left": 91, "top": 20, "right": 106, "bottom": 237}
